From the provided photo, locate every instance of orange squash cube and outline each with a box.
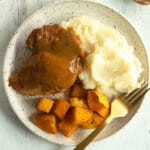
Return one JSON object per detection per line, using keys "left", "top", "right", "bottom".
{"left": 37, "top": 98, "right": 54, "bottom": 113}
{"left": 58, "top": 119, "right": 78, "bottom": 137}
{"left": 33, "top": 114, "right": 57, "bottom": 134}
{"left": 87, "top": 91, "right": 110, "bottom": 118}
{"left": 82, "top": 113, "right": 104, "bottom": 129}
{"left": 53, "top": 98, "right": 70, "bottom": 120}
{"left": 67, "top": 107, "right": 92, "bottom": 125}
{"left": 70, "top": 84, "right": 87, "bottom": 98}
{"left": 70, "top": 97, "right": 88, "bottom": 108}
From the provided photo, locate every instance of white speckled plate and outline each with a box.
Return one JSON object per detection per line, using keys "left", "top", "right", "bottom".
{"left": 3, "top": 0, "right": 149, "bottom": 145}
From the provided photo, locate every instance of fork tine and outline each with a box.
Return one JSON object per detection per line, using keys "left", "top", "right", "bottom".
{"left": 123, "top": 82, "right": 149, "bottom": 107}
{"left": 122, "top": 82, "right": 148, "bottom": 104}
{"left": 128, "top": 87, "right": 150, "bottom": 106}
{"left": 122, "top": 82, "right": 146, "bottom": 101}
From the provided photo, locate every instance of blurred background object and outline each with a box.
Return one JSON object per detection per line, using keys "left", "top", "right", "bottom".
{"left": 135, "top": 0, "right": 150, "bottom": 5}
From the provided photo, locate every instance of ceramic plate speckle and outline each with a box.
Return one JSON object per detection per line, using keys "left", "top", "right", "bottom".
{"left": 3, "top": 0, "right": 149, "bottom": 145}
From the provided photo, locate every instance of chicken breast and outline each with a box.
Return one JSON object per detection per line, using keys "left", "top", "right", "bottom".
{"left": 9, "top": 51, "right": 81, "bottom": 95}
{"left": 26, "top": 24, "right": 84, "bottom": 58}
{"left": 9, "top": 24, "right": 84, "bottom": 95}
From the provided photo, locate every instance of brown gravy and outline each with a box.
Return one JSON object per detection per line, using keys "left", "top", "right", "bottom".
{"left": 9, "top": 24, "right": 84, "bottom": 95}
{"left": 26, "top": 24, "right": 84, "bottom": 58}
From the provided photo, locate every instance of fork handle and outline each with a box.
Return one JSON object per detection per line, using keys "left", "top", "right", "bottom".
{"left": 74, "top": 116, "right": 114, "bottom": 150}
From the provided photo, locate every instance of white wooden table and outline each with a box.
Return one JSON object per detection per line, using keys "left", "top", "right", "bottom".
{"left": 0, "top": 0, "right": 150, "bottom": 150}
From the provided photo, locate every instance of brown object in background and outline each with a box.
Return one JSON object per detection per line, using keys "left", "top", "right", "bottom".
{"left": 135, "top": 0, "right": 150, "bottom": 5}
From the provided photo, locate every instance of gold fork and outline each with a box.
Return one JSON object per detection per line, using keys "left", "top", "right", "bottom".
{"left": 74, "top": 82, "right": 149, "bottom": 150}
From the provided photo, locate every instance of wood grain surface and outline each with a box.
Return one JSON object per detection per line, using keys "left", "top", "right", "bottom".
{"left": 0, "top": 0, "right": 150, "bottom": 150}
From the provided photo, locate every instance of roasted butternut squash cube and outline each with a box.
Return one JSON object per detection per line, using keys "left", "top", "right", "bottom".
{"left": 82, "top": 113, "right": 104, "bottom": 129}
{"left": 70, "top": 84, "right": 87, "bottom": 98}
{"left": 58, "top": 119, "right": 78, "bottom": 137}
{"left": 37, "top": 98, "right": 54, "bottom": 113}
{"left": 70, "top": 97, "right": 88, "bottom": 108}
{"left": 67, "top": 107, "right": 92, "bottom": 125}
{"left": 87, "top": 91, "right": 110, "bottom": 118}
{"left": 33, "top": 114, "right": 57, "bottom": 134}
{"left": 53, "top": 98, "right": 70, "bottom": 120}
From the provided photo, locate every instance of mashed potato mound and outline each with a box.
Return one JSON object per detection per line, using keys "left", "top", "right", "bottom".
{"left": 61, "top": 16, "right": 143, "bottom": 97}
